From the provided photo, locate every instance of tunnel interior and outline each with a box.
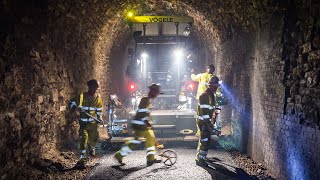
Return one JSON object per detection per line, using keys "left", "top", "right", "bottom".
{"left": 1, "top": 0, "right": 320, "bottom": 179}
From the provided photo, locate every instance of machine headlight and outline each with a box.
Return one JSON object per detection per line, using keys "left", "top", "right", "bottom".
{"left": 131, "top": 98, "right": 136, "bottom": 105}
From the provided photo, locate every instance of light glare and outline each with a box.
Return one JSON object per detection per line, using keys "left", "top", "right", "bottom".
{"left": 127, "top": 11, "right": 134, "bottom": 17}
{"left": 174, "top": 49, "right": 183, "bottom": 58}
{"left": 141, "top": 52, "right": 148, "bottom": 59}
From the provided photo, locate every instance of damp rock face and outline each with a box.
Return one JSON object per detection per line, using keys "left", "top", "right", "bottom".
{"left": 0, "top": 0, "right": 320, "bottom": 179}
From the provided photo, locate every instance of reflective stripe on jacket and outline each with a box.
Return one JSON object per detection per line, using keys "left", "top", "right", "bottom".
{"left": 191, "top": 72, "right": 221, "bottom": 99}
{"left": 197, "top": 90, "right": 216, "bottom": 125}
{"left": 131, "top": 97, "right": 151, "bottom": 130}
{"left": 191, "top": 73, "right": 213, "bottom": 99}
{"left": 69, "top": 92, "right": 103, "bottom": 121}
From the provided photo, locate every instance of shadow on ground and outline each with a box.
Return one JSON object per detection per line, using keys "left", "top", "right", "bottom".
{"left": 204, "top": 157, "right": 253, "bottom": 180}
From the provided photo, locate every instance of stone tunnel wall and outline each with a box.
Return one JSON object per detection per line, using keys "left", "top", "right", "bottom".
{"left": 251, "top": 2, "right": 320, "bottom": 179}
{"left": 0, "top": 0, "right": 128, "bottom": 177}
{"left": 1, "top": 0, "right": 320, "bottom": 179}
{"left": 249, "top": 10, "right": 288, "bottom": 179}
{"left": 216, "top": 28, "right": 253, "bottom": 153}
{"left": 0, "top": 1, "right": 70, "bottom": 177}
{"left": 215, "top": 1, "right": 320, "bottom": 179}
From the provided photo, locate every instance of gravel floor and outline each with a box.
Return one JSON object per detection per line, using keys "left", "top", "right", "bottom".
{"left": 19, "top": 140, "right": 275, "bottom": 180}
{"left": 86, "top": 142, "right": 253, "bottom": 180}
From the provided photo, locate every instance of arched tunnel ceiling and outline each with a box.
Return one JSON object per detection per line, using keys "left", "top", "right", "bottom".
{"left": 3, "top": 0, "right": 320, "bottom": 179}
{"left": 76, "top": 0, "right": 257, "bottom": 98}
{"left": 99, "top": 0, "right": 257, "bottom": 58}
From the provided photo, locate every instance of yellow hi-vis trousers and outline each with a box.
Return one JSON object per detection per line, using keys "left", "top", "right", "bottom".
{"left": 115, "top": 128, "right": 157, "bottom": 162}
{"left": 79, "top": 121, "right": 99, "bottom": 159}
{"left": 196, "top": 120, "right": 211, "bottom": 161}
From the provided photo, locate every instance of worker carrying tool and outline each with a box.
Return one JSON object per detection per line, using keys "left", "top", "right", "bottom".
{"left": 69, "top": 79, "right": 103, "bottom": 169}
{"left": 195, "top": 76, "right": 221, "bottom": 167}
{"left": 114, "top": 83, "right": 163, "bottom": 167}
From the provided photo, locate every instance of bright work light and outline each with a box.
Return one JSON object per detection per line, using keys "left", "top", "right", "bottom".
{"left": 127, "top": 11, "right": 134, "bottom": 18}
{"left": 141, "top": 52, "right": 148, "bottom": 59}
{"left": 174, "top": 49, "right": 183, "bottom": 58}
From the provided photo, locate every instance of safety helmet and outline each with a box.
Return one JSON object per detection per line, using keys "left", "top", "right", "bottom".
{"left": 87, "top": 79, "right": 99, "bottom": 87}
{"left": 207, "top": 64, "right": 215, "bottom": 69}
{"left": 148, "top": 83, "right": 164, "bottom": 94}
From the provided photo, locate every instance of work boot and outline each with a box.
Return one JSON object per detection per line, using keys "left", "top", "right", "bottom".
{"left": 75, "top": 159, "right": 86, "bottom": 170}
{"left": 147, "top": 159, "right": 162, "bottom": 166}
{"left": 89, "top": 148, "right": 96, "bottom": 157}
{"left": 114, "top": 152, "right": 125, "bottom": 166}
{"left": 156, "top": 144, "right": 164, "bottom": 149}
{"left": 196, "top": 159, "right": 208, "bottom": 167}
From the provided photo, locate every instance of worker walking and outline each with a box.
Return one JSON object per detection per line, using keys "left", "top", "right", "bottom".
{"left": 195, "top": 76, "right": 221, "bottom": 167}
{"left": 69, "top": 79, "right": 103, "bottom": 169}
{"left": 114, "top": 83, "right": 163, "bottom": 166}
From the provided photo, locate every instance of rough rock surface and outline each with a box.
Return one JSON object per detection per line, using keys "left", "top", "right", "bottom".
{"left": 0, "top": 0, "right": 319, "bottom": 179}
